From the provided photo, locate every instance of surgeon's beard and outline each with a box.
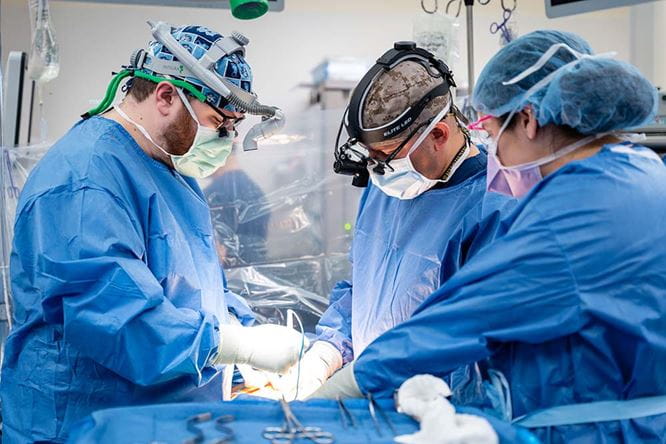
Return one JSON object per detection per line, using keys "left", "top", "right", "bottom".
{"left": 162, "top": 106, "right": 197, "bottom": 157}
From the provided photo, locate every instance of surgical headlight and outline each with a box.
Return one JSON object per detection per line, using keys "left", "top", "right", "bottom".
{"left": 333, "top": 112, "right": 370, "bottom": 188}
{"left": 334, "top": 41, "right": 456, "bottom": 187}
{"left": 83, "top": 21, "right": 286, "bottom": 151}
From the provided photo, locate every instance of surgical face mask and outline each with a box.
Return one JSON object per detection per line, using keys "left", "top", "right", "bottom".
{"left": 115, "top": 89, "right": 234, "bottom": 178}
{"left": 485, "top": 43, "right": 613, "bottom": 197}
{"left": 369, "top": 155, "right": 441, "bottom": 200}
{"left": 369, "top": 100, "right": 470, "bottom": 200}
{"left": 486, "top": 122, "right": 602, "bottom": 198}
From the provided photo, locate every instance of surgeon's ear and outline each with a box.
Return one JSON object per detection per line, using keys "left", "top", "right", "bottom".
{"left": 430, "top": 121, "right": 451, "bottom": 151}
{"left": 154, "top": 81, "right": 179, "bottom": 117}
{"left": 512, "top": 107, "right": 537, "bottom": 140}
{"left": 521, "top": 106, "right": 539, "bottom": 140}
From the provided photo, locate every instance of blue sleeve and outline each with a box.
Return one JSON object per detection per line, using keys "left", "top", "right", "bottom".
{"left": 468, "top": 195, "right": 517, "bottom": 255}
{"left": 354, "top": 206, "right": 585, "bottom": 398}
{"left": 315, "top": 280, "right": 354, "bottom": 363}
{"left": 14, "top": 187, "right": 220, "bottom": 387}
{"left": 221, "top": 269, "right": 255, "bottom": 326}
{"left": 454, "top": 193, "right": 516, "bottom": 274}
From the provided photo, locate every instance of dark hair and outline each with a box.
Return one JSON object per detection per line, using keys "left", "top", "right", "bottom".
{"left": 127, "top": 78, "right": 158, "bottom": 103}
{"left": 498, "top": 112, "right": 519, "bottom": 131}
{"left": 500, "top": 111, "right": 584, "bottom": 150}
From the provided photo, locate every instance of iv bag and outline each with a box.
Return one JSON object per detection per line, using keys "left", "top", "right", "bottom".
{"left": 413, "top": 12, "right": 461, "bottom": 64}
{"left": 27, "top": 0, "right": 60, "bottom": 84}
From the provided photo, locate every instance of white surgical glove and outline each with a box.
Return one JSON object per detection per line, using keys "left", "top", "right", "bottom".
{"left": 308, "top": 361, "right": 362, "bottom": 399}
{"left": 277, "top": 341, "right": 343, "bottom": 401}
{"left": 213, "top": 323, "right": 308, "bottom": 375}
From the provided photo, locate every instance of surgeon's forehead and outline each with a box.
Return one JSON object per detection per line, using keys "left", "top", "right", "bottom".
{"left": 365, "top": 138, "right": 404, "bottom": 153}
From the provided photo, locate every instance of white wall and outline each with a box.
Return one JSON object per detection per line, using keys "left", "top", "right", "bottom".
{"left": 630, "top": 1, "right": 666, "bottom": 90}
{"left": 0, "top": 0, "right": 656, "bottom": 142}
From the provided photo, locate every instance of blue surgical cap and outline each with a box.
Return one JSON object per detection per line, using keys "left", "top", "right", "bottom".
{"left": 472, "top": 30, "right": 658, "bottom": 135}
{"left": 143, "top": 25, "right": 253, "bottom": 113}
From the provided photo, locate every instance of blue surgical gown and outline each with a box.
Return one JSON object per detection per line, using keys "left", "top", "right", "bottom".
{"left": 355, "top": 143, "right": 666, "bottom": 443}
{"left": 316, "top": 151, "right": 514, "bottom": 362}
{"left": 0, "top": 117, "right": 249, "bottom": 443}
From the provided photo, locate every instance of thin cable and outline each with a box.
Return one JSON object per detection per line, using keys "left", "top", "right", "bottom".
{"left": 286, "top": 309, "right": 305, "bottom": 401}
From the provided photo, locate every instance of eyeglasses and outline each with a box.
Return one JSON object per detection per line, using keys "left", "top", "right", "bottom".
{"left": 368, "top": 119, "right": 432, "bottom": 174}
{"left": 212, "top": 112, "right": 244, "bottom": 131}
{"left": 467, "top": 114, "right": 493, "bottom": 131}
{"left": 210, "top": 109, "right": 245, "bottom": 137}
{"left": 369, "top": 108, "right": 464, "bottom": 174}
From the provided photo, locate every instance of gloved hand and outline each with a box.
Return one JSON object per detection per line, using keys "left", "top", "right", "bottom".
{"left": 277, "top": 341, "right": 343, "bottom": 401}
{"left": 213, "top": 323, "right": 308, "bottom": 375}
{"left": 308, "top": 361, "right": 363, "bottom": 399}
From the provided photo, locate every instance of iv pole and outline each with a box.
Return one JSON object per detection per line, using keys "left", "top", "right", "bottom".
{"left": 465, "top": 0, "right": 475, "bottom": 96}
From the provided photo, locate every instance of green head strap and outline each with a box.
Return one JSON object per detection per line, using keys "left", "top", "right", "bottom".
{"left": 82, "top": 69, "right": 207, "bottom": 119}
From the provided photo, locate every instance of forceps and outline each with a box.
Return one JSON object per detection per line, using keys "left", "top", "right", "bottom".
{"left": 262, "top": 398, "right": 334, "bottom": 444}
{"left": 367, "top": 393, "right": 397, "bottom": 437}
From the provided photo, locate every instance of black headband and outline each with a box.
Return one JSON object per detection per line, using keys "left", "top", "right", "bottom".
{"left": 345, "top": 41, "right": 456, "bottom": 146}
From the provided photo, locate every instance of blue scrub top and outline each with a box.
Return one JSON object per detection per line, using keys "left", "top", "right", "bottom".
{"left": 316, "top": 150, "right": 515, "bottom": 361}
{"left": 355, "top": 143, "right": 666, "bottom": 442}
{"left": 1, "top": 117, "right": 241, "bottom": 443}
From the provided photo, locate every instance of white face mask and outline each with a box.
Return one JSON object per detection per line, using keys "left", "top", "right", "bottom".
{"left": 368, "top": 99, "right": 470, "bottom": 200}
{"left": 115, "top": 88, "right": 234, "bottom": 178}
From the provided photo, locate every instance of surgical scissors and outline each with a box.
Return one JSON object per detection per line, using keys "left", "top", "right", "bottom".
{"left": 367, "top": 393, "right": 397, "bottom": 437}
{"left": 213, "top": 415, "right": 236, "bottom": 444}
{"left": 183, "top": 412, "right": 235, "bottom": 444}
{"left": 262, "top": 398, "right": 335, "bottom": 444}
{"left": 490, "top": 8, "right": 511, "bottom": 34}
{"left": 2, "top": 151, "right": 20, "bottom": 199}
{"left": 184, "top": 412, "right": 211, "bottom": 444}
{"left": 336, "top": 396, "right": 357, "bottom": 430}
{"left": 490, "top": 0, "right": 517, "bottom": 45}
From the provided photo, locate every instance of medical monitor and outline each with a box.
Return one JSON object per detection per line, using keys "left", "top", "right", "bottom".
{"left": 546, "top": 0, "right": 661, "bottom": 18}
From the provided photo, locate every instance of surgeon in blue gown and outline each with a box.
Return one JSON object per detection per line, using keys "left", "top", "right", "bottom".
{"left": 313, "top": 30, "right": 666, "bottom": 443}
{"left": 0, "top": 25, "right": 304, "bottom": 443}
{"left": 278, "top": 47, "right": 514, "bottom": 400}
